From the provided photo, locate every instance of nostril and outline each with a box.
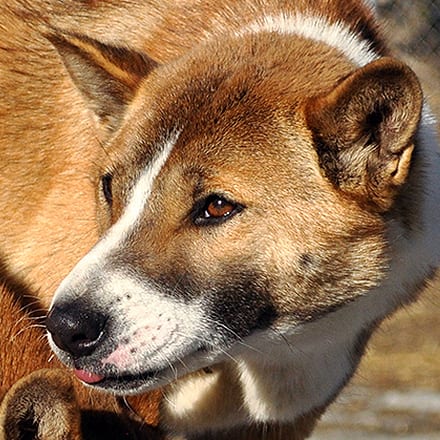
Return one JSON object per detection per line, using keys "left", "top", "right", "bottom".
{"left": 46, "top": 304, "right": 107, "bottom": 358}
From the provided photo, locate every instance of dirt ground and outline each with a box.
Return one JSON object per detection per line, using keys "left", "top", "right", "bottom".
{"left": 312, "top": 275, "right": 440, "bottom": 438}
{"left": 359, "top": 279, "right": 440, "bottom": 392}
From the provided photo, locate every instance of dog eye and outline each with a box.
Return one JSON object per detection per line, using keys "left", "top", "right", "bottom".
{"left": 101, "top": 173, "right": 113, "bottom": 206}
{"left": 193, "top": 194, "right": 243, "bottom": 226}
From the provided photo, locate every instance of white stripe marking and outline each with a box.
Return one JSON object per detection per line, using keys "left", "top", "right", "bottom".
{"left": 237, "top": 14, "right": 379, "bottom": 68}
{"left": 51, "top": 132, "right": 179, "bottom": 303}
{"left": 100, "top": 132, "right": 179, "bottom": 252}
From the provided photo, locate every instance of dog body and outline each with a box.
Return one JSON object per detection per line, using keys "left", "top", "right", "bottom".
{"left": 2, "top": 0, "right": 439, "bottom": 438}
{"left": 0, "top": 1, "right": 101, "bottom": 307}
{"left": 46, "top": 0, "right": 440, "bottom": 437}
{"left": 0, "top": 1, "right": 163, "bottom": 434}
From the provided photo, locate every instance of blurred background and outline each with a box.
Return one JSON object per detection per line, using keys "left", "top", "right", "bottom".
{"left": 377, "top": 0, "right": 440, "bottom": 116}
{"left": 312, "top": 1, "right": 440, "bottom": 438}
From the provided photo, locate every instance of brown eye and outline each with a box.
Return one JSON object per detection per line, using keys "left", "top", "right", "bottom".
{"left": 205, "top": 198, "right": 235, "bottom": 218}
{"left": 193, "top": 194, "right": 244, "bottom": 226}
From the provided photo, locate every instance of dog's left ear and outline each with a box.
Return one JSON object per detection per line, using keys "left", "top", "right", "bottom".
{"left": 49, "top": 33, "right": 158, "bottom": 137}
{"left": 305, "top": 57, "right": 423, "bottom": 211}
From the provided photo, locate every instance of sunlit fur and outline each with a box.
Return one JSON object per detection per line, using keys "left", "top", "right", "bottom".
{"left": 4, "top": 1, "right": 438, "bottom": 439}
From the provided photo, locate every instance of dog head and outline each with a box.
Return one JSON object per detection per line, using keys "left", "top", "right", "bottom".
{"left": 46, "top": 31, "right": 423, "bottom": 395}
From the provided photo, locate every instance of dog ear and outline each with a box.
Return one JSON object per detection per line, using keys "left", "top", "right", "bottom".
{"left": 48, "top": 33, "right": 158, "bottom": 136}
{"left": 0, "top": 369, "right": 82, "bottom": 440}
{"left": 305, "top": 57, "right": 423, "bottom": 211}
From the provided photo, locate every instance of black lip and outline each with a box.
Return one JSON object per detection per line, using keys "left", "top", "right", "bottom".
{"left": 84, "top": 347, "right": 210, "bottom": 392}
{"left": 89, "top": 368, "right": 163, "bottom": 392}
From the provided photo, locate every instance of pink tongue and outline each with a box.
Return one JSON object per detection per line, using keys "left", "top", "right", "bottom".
{"left": 73, "top": 369, "right": 105, "bottom": 384}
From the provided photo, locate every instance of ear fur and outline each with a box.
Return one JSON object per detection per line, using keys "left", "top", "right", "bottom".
{"left": 48, "top": 33, "right": 158, "bottom": 135}
{"left": 0, "top": 369, "right": 81, "bottom": 440}
{"left": 305, "top": 57, "right": 423, "bottom": 211}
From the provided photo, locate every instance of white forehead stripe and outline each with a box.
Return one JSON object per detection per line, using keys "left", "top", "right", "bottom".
{"left": 51, "top": 132, "right": 179, "bottom": 303}
{"left": 238, "top": 14, "right": 379, "bottom": 67}
{"left": 96, "top": 131, "right": 180, "bottom": 256}
{"left": 107, "top": 134, "right": 178, "bottom": 246}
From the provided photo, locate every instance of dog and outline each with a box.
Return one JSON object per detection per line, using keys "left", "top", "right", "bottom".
{"left": 0, "top": 0, "right": 162, "bottom": 435}
{"left": 3, "top": 0, "right": 439, "bottom": 438}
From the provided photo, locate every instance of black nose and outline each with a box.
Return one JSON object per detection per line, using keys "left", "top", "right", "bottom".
{"left": 46, "top": 303, "right": 107, "bottom": 358}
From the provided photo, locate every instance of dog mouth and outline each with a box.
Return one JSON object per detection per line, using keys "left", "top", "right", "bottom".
{"left": 71, "top": 344, "right": 212, "bottom": 393}
{"left": 73, "top": 368, "right": 106, "bottom": 384}
{"left": 73, "top": 366, "right": 165, "bottom": 393}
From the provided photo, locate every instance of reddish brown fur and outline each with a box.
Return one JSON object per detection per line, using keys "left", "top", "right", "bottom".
{"left": 0, "top": 282, "right": 163, "bottom": 438}
{"left": 0, "top": 0, "right": 382, "bottom": 333}
{"left": 0, "top": 0, "right": 162, "bottom": 434}
{"left": 0, "top": 283, "right": 54, "bottom": 402}
{"left": 0, "top": 1, "right": 429, "bottom": 439}
{"left": 92, "top": 30, "right": 395, "bottom": 320}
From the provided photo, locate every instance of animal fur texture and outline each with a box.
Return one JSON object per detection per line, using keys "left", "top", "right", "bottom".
{"left": 0, "top": 282, "right": 162, "bottom": 439}
{"left": 1, "top": 1, "right": 439, "bottom": 439}
{"left": 0, "top": 0, "right": 162, "bottom": 437}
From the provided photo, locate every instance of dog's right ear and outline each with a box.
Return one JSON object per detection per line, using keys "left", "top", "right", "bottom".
{"left": 305, "top": 57, "right": 423, "bottom": 211}
{"left": 48, "top": 33, "right": 158, "bottom": 136}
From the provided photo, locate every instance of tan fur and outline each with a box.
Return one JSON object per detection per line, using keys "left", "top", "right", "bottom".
{"left": 47, "top": 4, "right": 434, "bottom": 438}
{"left": 305, "top": 58, "right": 422, "bottom": 211}
{"left": 0, "top": 368, "right": 163, "bottom": 440}
{"left": 82, "top": 29, "right": 402, "bottom": 320}
{"left": 0, "top": 4, "right": 99, "bottom": 308}
{"left": 0, "top": 369, "right": 82, "bottom": 440}
{"left": 2, "top": 1, "right": 438, "bottom": 440}
{"left": 19, "top": 0, "right": 385, "bottom": 62}
{"left": 0, "top": 0, "right": 161, "bottom": 434}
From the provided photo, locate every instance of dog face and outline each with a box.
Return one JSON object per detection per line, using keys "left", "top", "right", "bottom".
{"left": 46, "top": 32, "right": 422, "bottom": 395}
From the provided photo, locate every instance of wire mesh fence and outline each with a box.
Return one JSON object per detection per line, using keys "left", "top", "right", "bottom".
{"left": 377, "top": 0, "right": 440, "bottom": 59}
{"left": 376, "top": 0, "right": 440, "bottom": 117}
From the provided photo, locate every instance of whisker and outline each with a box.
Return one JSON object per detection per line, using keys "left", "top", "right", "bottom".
{"left": 213, "top": 321, "right": 264, "bottom": 355}
{"left": 10, "top": 323, "right": 47, "bottom": 341}
{"left": 166, "top": 357, "right": 179, "bottom": 382}
{"left": 268, "top": 327, "right": 304, "bottom": 358}
{"left": 173, "top": 330, "right": 240, "bottom": 365}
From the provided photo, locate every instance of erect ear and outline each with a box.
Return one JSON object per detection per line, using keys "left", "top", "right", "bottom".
{"left": 305, "top": 57, "right": 423, "bottom": 211}
{"left": 49, "top": 33, "right": 158, "bottom": 136}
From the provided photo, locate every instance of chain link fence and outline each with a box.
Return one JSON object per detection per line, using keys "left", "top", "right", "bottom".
{"left": 376, "top": 0, "right": 440, "bottom": 117}
{"left": 377, "top": 0, "right": 440, "bottom": 59}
